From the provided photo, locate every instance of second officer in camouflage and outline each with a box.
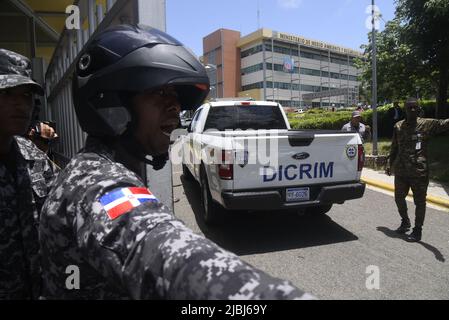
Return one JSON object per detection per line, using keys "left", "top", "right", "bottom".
{"left": 39, "top": 25, "right": 312, "bottom": 299}
{"left": 387, "top": 98, "right": 449, "bottom": 242}
{"left": 0, "top": 48, "right": 58, "bottom": 299}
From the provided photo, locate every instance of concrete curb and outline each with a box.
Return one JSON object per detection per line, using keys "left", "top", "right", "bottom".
{"left": 361, "top": 177, "right": 449, "bottom": 209}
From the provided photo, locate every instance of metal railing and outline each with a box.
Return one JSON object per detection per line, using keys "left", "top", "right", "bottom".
{"left": 45, "top": 0, "right": 126, "bottom": 158}
{"left": 44, "top": 0, "right": 170, "bottom": 210}
{"left": 45, "top": 0, "right": 166, "bottom": 159}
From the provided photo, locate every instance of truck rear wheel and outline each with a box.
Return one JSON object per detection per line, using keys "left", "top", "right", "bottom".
{"left": 200, "top": 169, "right": 223, "bottom": 225}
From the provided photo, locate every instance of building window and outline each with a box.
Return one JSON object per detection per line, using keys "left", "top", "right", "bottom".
{"left": 241, "top": 63, "right": 264, "bottom": 75}
{"left": 241, "top": 45, "right": 263, "bottom": 58}
{"left": 241, "top": 82, "right": 264, "bottom": 91}
{"left": 257, "top": 41, "right": 359, "bottom": 67}
{"left": 205, "top": 49, "right": 217, "bottom": 65}
{"left": 243, "top": 81, "right": 336, "bottom": 92}
{"left": 239, "top": 63, "right": 358, "bottom": 81}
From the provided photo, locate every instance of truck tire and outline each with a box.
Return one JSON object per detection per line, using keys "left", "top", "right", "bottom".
{"left": 200, "top": 168, "right": 223, "bottom": 225}
{"left": 182, "top": 164, "right": 193, "bottom": 180}
{"left": 306, "top": 204, "right": 333, "bottom": 216}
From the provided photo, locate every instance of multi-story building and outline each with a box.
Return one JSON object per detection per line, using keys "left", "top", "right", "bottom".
{"left": 203, "top": 28, "right": 363, "bottom": 108}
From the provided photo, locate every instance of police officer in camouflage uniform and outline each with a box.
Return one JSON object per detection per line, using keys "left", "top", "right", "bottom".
{"left": 39, "top": 25, "right": 312, "bottom": 299}
{"left": 0, "top": 49, "right": 59, "bottom": 299}
{"left": 386, "top": 98, "right": 449, "bottom": 242}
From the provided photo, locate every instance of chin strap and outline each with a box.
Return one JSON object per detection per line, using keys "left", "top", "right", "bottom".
{"left": 119, "top": 133, "right": 168, "bottom": 171}
{"left": 143, "top": 152, "right": 168, "bottom": 170}
{"left": 108, "top": 95, "right": 169, "bottom": 171}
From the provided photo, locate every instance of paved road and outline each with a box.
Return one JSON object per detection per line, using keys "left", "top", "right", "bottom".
{"left": 172, "top": 163, "right": 449, "bottom": 300}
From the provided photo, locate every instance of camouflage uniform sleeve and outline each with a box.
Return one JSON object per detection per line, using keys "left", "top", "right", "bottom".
{"left": 14, "top": 136, "right": 59, "bottom": 203}
{"left": 423, "top": 118, "right": 449, "bottom": 137}
{"left": 389, "top": 125, "right": 398, "bottom": 168}
{"left": 77, "top": 183, "right": 312, "bottom": 300}
{"left": 43, "top": 158, "right": 60, "bottom": 190}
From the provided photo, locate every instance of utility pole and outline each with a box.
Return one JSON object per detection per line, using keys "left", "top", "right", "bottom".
{"left": 257, "top": 0, "right": 260, "bottom": 29}
{"left": 371, "top": 0, "right": 378, "bottom": 155}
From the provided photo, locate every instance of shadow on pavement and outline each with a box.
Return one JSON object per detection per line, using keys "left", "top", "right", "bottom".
{"left": 376, "top": 226, "right": 445, "bottom": 263}
{"left": 181, "top": 175, "right": 359, "bottom": 256}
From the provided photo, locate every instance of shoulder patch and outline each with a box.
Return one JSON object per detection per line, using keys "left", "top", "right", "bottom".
{"left": 99, "top": 187, "right": 158, "bottom": 220}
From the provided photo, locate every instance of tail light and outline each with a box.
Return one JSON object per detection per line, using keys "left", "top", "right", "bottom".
{"left": 218, "top": 150, "right": 233, "bottom": 180}
{"left": 358, "top": 144, "right": 365, "bottom": 171}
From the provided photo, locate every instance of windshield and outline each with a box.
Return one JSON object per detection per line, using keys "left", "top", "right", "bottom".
{"left": 203, "top": 105, "right": 288, "bottom": 131}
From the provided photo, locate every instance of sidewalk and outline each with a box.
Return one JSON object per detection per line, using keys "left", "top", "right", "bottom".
{"left": 361, "top": 168, "right": 449, "bottom": 210}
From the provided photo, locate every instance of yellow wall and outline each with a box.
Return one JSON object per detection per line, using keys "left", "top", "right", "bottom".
{"left": 24, "top": 0, "right": 73, "bottom": 32}
{"left": 21, "top": 0, "right": 111, "bottom": 63}
{"left": 36, "top": 47, "right": 55, "bottom": 64}
{"left": 24, "top": 0, "right": 108, "bottom": 32}
{"left": 237, "top": 28, "right": 272, "bottom": 48}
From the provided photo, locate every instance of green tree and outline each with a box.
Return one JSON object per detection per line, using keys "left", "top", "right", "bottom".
{"left": 396, "top": 0, "right": 449, "bottom": 118}
{"left": 357, "top": 0, "right": 449, "bottom": 118}
{"left": 356, "top": 21, "right": 422, "bottom": 105}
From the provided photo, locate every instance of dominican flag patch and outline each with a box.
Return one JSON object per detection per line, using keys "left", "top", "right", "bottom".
{"left": 99, "top": 187, "right": 158, "bottom": 220}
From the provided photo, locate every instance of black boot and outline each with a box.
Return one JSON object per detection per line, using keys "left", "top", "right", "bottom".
{"left": 395, "top": 219, "right": 411, "bottom": 234}
{"left": 406, "top": 227, "right": 422, "bottom": 242}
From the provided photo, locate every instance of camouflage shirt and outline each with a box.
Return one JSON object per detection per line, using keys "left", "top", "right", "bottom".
{"left": 390, "top": 118, "right": 449, "bottom": 178}
{"left": 39, "top": 137, "right": 311, "bottom": 300}
{"left": 0, "top": 136, "right": 59, "bottom": 299}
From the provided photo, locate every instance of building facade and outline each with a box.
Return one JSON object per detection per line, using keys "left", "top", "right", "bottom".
{"left": 202, "top": 28, "right": 241, "bottom": 99}
{"left": 203, "top": 28, "right": 363, "bottom": 108}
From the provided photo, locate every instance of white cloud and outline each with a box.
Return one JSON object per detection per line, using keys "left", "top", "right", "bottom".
{"left": 277, "top": 0, "right": 302, "bottom": 9}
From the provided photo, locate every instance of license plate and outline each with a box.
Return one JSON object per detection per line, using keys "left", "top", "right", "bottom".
{"left": 286, "top": 187, "right": 310, "bottom": 202}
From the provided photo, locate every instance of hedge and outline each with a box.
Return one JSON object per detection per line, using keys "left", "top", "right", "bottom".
{"left": 289, "top": 100, "right": 442, "bottom": 138}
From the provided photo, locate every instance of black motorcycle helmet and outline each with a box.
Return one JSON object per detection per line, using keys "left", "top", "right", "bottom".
{"left": 72, "top": 24, "right": 210, "bottom": 137}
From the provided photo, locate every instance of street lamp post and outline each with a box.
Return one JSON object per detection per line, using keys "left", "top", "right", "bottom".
{"left": 371, "top": 0, "right": 378, "bottom": 156}
{"left": 205, "top": 64, "right": 217, "bottom": 99}
{"left": 209, "top": 86, "right": 216, "bottom": 99}
{"left": 274, "top": 88, "right": 280, "bottom": 103}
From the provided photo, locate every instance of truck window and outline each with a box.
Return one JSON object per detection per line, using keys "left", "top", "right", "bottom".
{"left": 204, "top": 105, "right": 288, "bottom": 131}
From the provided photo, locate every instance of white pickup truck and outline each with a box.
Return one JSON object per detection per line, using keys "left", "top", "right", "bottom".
{"left": 178, "top": 100, "right": 365, "bottom": 224}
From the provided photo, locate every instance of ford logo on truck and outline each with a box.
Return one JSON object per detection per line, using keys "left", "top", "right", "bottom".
{"left": 292, "top": 152, "right": 310, "bottom": 160}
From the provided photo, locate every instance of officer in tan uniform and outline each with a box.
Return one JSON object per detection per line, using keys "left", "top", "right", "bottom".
{"left": 386, "top": 98, "right": 449, "bottom": 242}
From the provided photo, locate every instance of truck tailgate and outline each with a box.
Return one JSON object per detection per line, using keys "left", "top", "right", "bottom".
{"left": 231, "top": 131, "right": 362, "bottom": 190}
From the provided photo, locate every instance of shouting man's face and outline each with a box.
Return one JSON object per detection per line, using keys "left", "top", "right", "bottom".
{"left": 132, "top": 86, "right": 181, "bottom": 156}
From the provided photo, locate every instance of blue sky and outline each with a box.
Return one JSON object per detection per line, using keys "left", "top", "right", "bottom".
{"left": 166, "top": 0, "right": 396, "bottom": 56}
